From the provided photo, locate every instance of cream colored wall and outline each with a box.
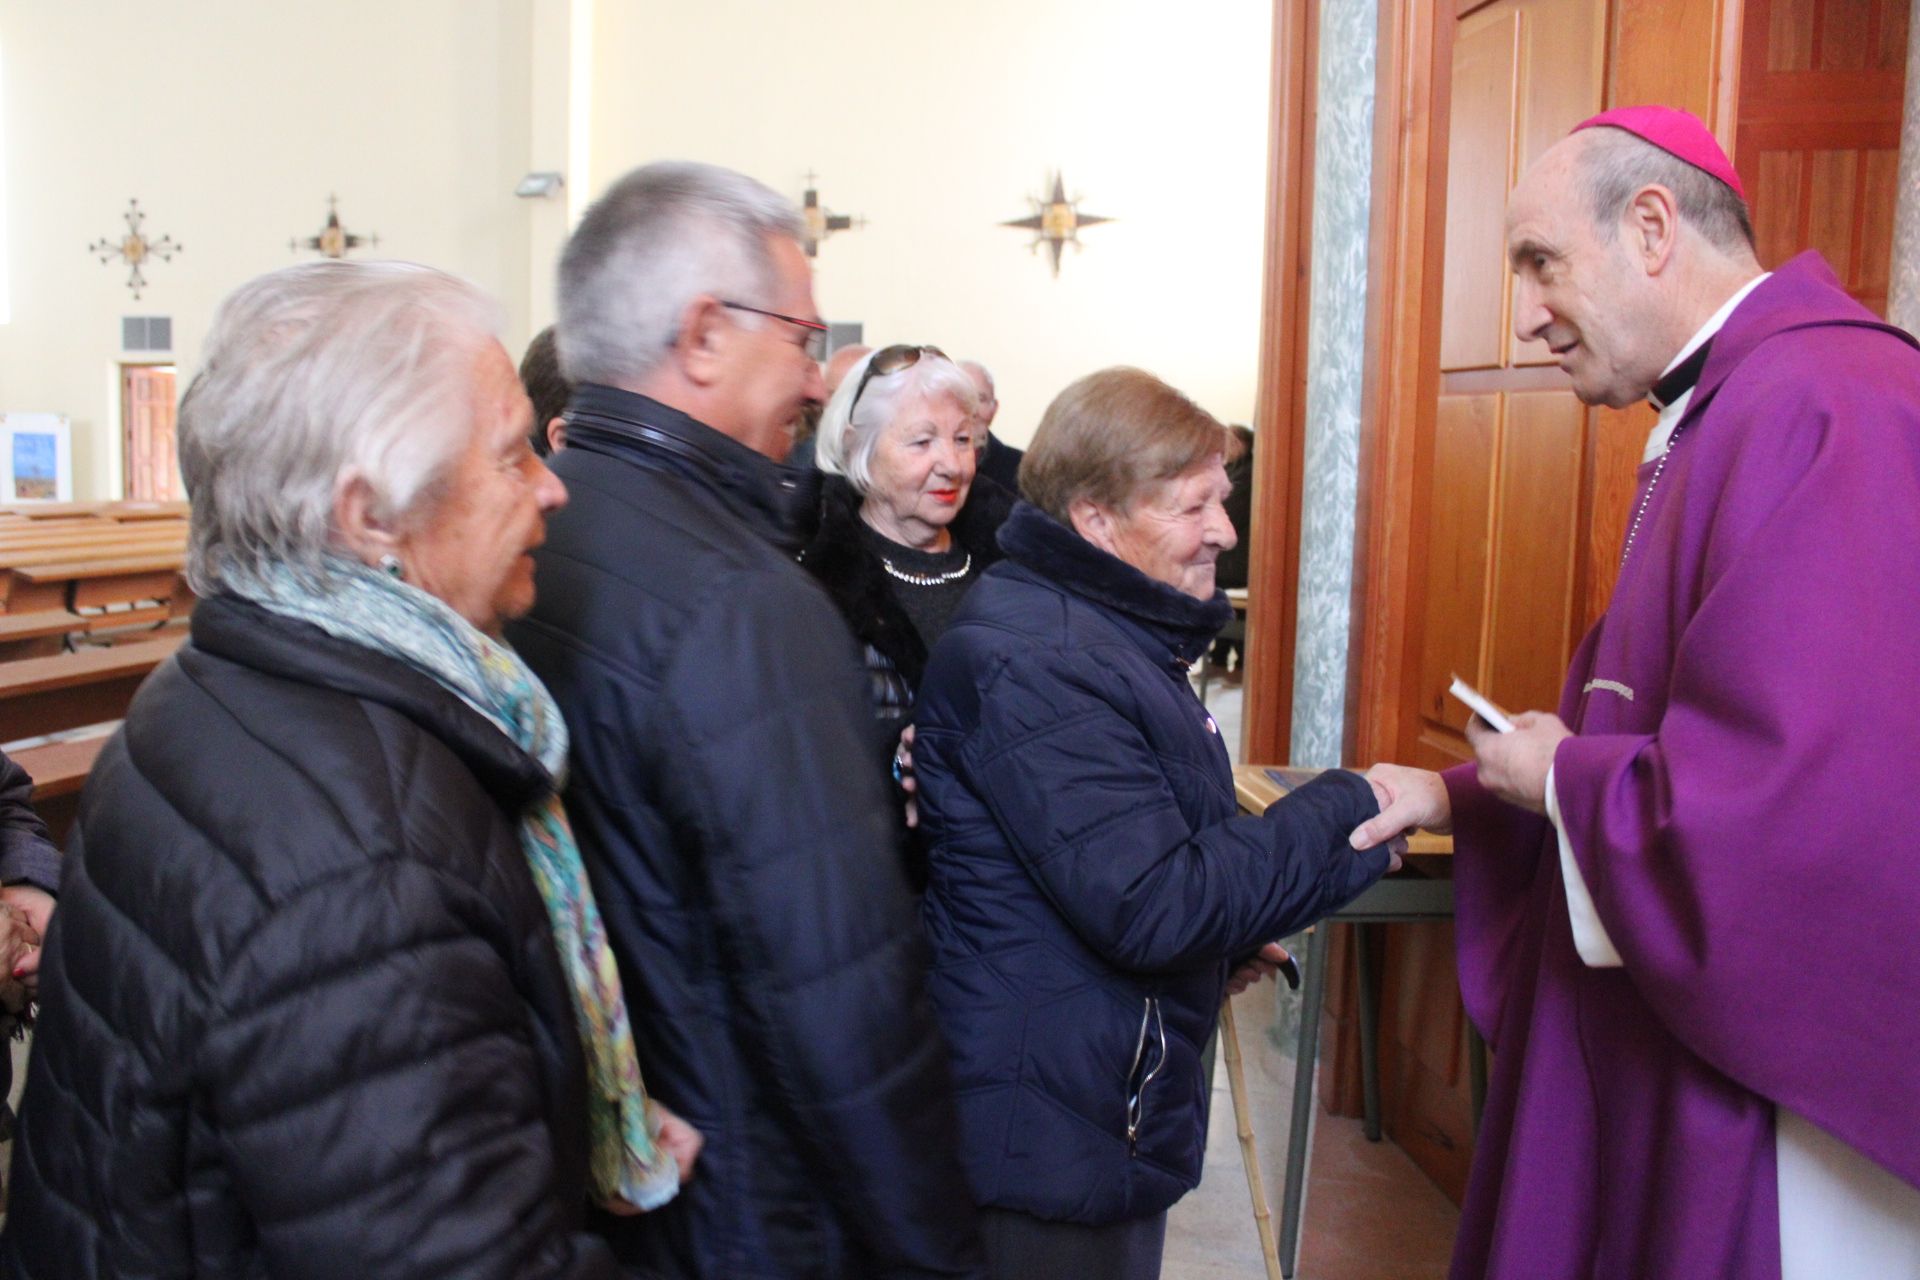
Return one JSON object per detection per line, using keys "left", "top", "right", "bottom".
{"left": 0, "top": 1, "right": 542, "bottom": 499}
{"left": 0, "top": 1, "right": 1271, "bottom": 500}
{"left": 586, "top": 0, "right": 1274, "bottom": 447}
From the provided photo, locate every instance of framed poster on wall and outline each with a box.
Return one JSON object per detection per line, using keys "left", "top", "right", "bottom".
{"left": 0, "top": 414, "right": 75, "bottom": 502}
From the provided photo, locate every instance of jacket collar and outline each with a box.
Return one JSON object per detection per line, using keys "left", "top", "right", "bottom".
{"left": 996, "top": 501, "right": 1233, "bottom": 665}
{"left": 564, "top": 383, "right": 822, "bottom": 555}
{"left": 190, "top": 594, "right": 551, "bottom": 811}
{"left": 1684, "top": 252, "right": 1920, "bottom": 428}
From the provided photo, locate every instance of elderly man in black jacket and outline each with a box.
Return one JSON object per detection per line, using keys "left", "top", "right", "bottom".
{"left": 508, "top": 161, "right": 985, "bottom": 1280}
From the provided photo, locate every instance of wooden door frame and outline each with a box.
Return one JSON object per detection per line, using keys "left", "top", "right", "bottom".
{"left": 1241, "top": 0, "right": 1321, "bottom": 764}
{"left": 1346, "top": 0, "right": 1454, "bottom": 769}
{"left": 1244, "top": 0, "right": 1467, "bottom": 769}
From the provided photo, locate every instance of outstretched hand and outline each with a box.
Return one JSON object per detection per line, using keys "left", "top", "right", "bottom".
{"left": 1350, "top": 764, "right": 1450, "bottom": 854}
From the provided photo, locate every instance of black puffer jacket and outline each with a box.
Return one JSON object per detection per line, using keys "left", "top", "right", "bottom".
{"left": 0, "top": 596, "right": 618, "bottom": 1280}
{"left": 508, "top": 385, "right": 984, "bottom": 1279}
{"left": 914, "top": 503, "right": 1393, "bottom": 1225}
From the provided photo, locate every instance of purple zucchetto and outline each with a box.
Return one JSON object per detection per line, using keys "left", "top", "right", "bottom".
{"left": 1573, "top": 105, "right": 1746, "bottom": 201}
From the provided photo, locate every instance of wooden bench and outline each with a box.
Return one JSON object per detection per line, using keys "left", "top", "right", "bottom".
{"left": 0, "top": 632, "right": 186, "bottom": 743}
{"left": 0, "top": 516, "right": 183, "bottom": 540}
{"left": 0, "top": 501, "right": 188, "bottom": 522}
{"left": 12, "top": 732, "right": 111, "bottom": 846}
{"left": 0, "top": 609, "right": 83, "bottom": 659}
{"left": 0, "top": 530, "right": 187, "bottom": 564}
{"left": 7, "top": 552, "right": 186, "bottom": 614}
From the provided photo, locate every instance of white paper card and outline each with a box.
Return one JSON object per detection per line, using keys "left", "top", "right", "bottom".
{"left": 1448, "top": 676, "right": 1515, "bottom": 734}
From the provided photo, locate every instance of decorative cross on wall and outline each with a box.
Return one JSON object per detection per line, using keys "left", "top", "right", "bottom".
{"left": 88, "top": 199, "right": 182, "bottom": 300}
{"left": 291, "top": 194, "right": 380, "bottom": 259}
{"left": 800, "top": 172, "right": 865, "bottom": 258}
{"left": 1001, "top": 172, "right": 1113, "bottom": 278}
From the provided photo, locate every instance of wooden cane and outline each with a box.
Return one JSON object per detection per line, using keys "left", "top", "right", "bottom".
{"left": 1221, "top": 995, "right": 1286, "bottom": 1280}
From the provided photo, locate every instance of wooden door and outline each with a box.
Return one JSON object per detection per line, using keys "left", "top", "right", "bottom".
{"left": 1400, "top": 0, "right": 1608, "bottom": 774}
{"left": 122, "top": 365, "right": 179, "bottom": 502}
{"left": 1327, "top": 0, "right": 1737, "bottom": 1205}
{"left": 1738, "top": 0, "right": 1909, "bottom": 317}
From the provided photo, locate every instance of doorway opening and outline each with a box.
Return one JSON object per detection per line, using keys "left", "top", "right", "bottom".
{"left": 120, "top": 363, "right": 179, "bottom": 501}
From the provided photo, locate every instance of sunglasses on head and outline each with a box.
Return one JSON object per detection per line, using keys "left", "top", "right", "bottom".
{"left": 848, "top": 344, "right": 948, "bottom": 418}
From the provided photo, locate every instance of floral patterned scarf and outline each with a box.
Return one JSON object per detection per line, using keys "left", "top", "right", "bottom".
{"left": 236, "top": 555, "right": 679, "bottom": 1211}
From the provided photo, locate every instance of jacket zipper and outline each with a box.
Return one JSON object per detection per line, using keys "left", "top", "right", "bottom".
{"left": 1125, "top": 994, "right": 1166, "bottom": 1157}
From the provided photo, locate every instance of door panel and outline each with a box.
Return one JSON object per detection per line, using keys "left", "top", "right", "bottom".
{"left": 1400, "top": 0, "right": 1609, "bottom": 771}
{"left": 1439, "top": 12, "right": 1520, "bottom": 372}
{"left": 1487, "top": 390, "right": 1585, "bottom": 715}
{"left": 1416, "top": 394, "right": 1499, "bottom": 751}
{"left": 1739, "top": 0, "right": 1909, "bottom": 317}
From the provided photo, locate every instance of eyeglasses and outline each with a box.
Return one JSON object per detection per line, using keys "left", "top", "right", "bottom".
{"left": 848, "top": 344, "right": 949, "bottom": 419}
{"left": 721, "top": 301, "right": 829, "bottom": 360}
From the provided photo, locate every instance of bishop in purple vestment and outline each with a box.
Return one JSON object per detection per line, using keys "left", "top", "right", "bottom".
{"left": 1357, "top": 109, "right": 1920, "bottom": 1279}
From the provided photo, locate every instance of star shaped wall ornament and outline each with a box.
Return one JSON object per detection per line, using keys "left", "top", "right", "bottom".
{"left": 291, "top": 195, "right": 379, "bottom": 259}
{"left": 799, "top": 172, "right": 865, "bottom": 258}
{"left": 88, "top": 199, "right": 182, "bottom": 299}
{"left": 1001, "top": 172, "right": 1113, "bottom": 278}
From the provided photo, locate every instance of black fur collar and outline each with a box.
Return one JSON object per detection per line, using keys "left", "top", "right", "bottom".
{"left": 801, "top": 474, "right": 1015, "bottom": 686}
{"left": 995, "top": 501, "right": 1234, "bottom": 664}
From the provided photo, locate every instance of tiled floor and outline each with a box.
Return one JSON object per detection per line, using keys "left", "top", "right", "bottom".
{"left": 1165, "top": 681, "right": 1460, "bottom": 1279}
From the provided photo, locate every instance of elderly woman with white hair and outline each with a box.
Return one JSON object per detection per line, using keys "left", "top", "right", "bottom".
{"left": 0, "top": 261, "right": 697, "bottom": 1279}
{"left": 802, "top": 345, "right": 1016, "bottom": 766}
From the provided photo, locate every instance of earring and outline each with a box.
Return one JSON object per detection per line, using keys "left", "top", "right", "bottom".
{"left": 378, "top": 554, "right": 404, "bottom": 580}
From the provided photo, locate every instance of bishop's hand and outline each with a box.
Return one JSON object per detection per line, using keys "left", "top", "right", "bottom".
{"left": 1350, "top": 763, "right": 1449, "bottom": 854}
{"left": 1466, "top": 710, "right": 1571, "bottom": 815}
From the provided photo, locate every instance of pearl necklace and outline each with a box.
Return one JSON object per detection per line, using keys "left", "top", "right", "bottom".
{"left": 881, "top": 551, "right": 973, "bottom": 587}
{"left": 1619, "top": 421, "right": 1689, "bottom": 568}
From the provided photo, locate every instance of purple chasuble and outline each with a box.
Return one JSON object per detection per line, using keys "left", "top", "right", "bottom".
{"left": 1444, "top": 252, "right": 1920, "bottom": 1280}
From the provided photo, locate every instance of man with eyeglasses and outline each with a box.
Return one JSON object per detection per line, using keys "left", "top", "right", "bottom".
{"left": 509, "top": 160, "right": 985, "bottom": 1280}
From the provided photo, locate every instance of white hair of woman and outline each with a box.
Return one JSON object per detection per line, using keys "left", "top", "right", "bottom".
{"left": 813, "top": 348, "right": 981, "bottom": 490}
{"left": 178, "top": 259, "right": 499, "bottom": 595}
{"left": 557, "top": 160, "right": 807, "bottom": 389}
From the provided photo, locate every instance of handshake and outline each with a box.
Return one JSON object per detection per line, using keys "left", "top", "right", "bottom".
{"left": 1346, "top": 706, "right": 1575, "bottom": 851}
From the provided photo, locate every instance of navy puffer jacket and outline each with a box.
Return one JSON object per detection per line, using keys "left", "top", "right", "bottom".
{"left": 509, "top": 387, "right": 983, "bottom": 1279}
{"left": 913, "top": 503, "right": 1392, "bottom": 1225}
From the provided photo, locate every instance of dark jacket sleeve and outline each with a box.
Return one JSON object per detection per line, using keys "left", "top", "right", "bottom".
{"left": 655, "top": 570, "right": 984, "bottom": 1279}
{"left": 0, "top": 750, "right": 61, "bottom": 894}
{"left": 959, "top": 647, "right": 1390, "bottom": 971}
{"left": 199, "top": 850, "right": 620, "bottom": 1280}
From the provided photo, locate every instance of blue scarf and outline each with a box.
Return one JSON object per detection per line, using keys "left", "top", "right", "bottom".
{"left": 235, "top": 555, "right": 679, "bottom": 1211}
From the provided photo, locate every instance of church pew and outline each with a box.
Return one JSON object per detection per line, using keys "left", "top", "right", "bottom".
{"left": 0, "top": 610, "right": 84, "bottom": 660}
{"left": 0, "top": 527, "right": 186, "bottom": 561}
{"left": 0, "top": 501, "right": 188, "bottom": 522}
{"left": 0, "top": 632, "right": 186, "bottom": 743}
{"left": 8, "top": 552, "right": 185, "bottom": 615}
{"left": 12, "top": 732, "right": 110, "bottom": 847}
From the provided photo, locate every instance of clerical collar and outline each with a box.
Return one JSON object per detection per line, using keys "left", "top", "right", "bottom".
{"left": 1642, "top": 272, "right": 1770, "bottom": 462}
{"left": 1648, "top": 342, "right": 1710, "bottom": 412}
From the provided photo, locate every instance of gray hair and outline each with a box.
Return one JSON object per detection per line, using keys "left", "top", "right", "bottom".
{"left": 178, "top": 260, "right": 498, "bottom": 594}
{"left": 958, "top": 359, "right": 995, "bottom": 399}
{"left": 557, "top": 161, "right": 806, "bottom": 387}
{"left": 1577, "top": 126, "right": 1754, "bottom": 255}
{"left": 813, "top": 349, "right": 980, "bottom": 492}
